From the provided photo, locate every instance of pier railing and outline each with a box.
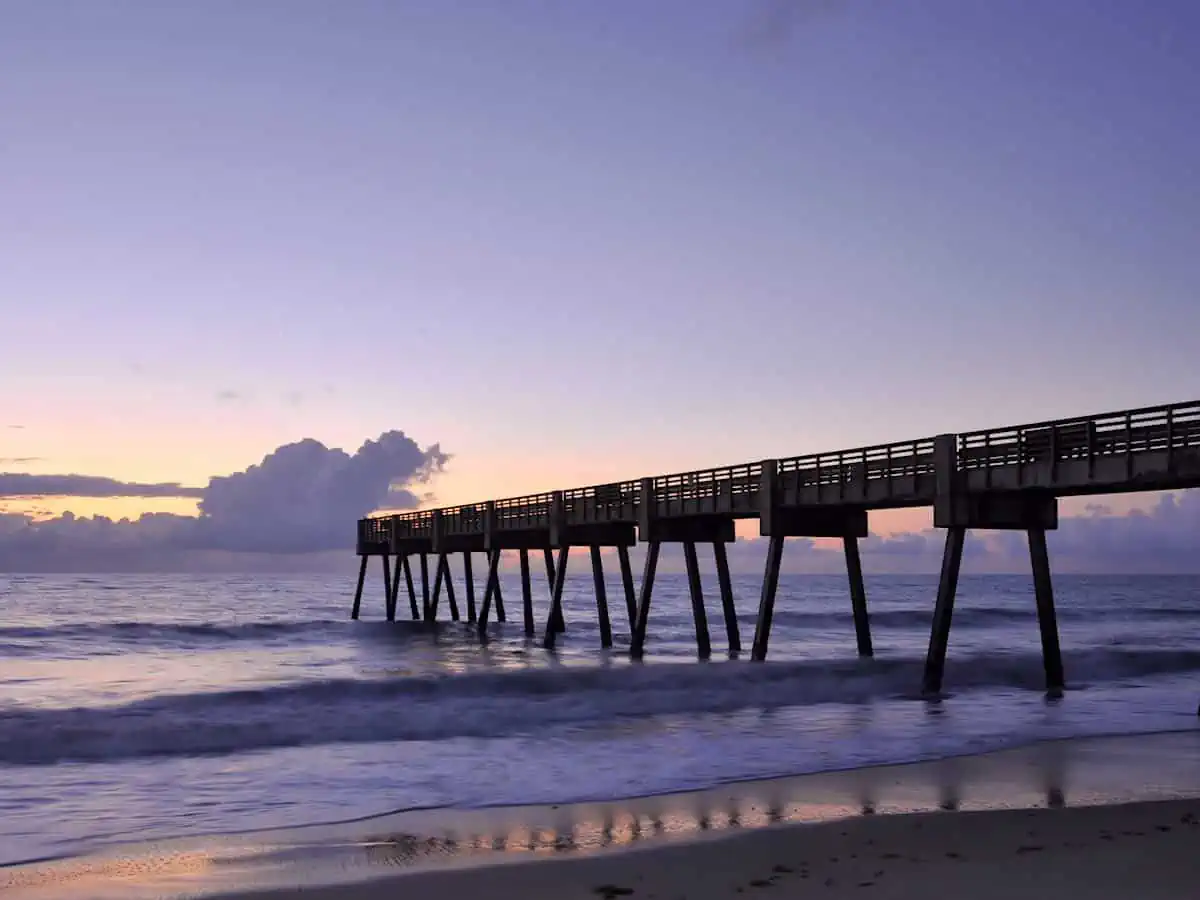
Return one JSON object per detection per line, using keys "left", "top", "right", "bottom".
{"left": 563, "top": 479, "right": 642, "bottom": 524}
{"left": 653, "top": 461, "right": 763, "bottom": 517}
{"left": 356, "top": 516, "right": 390, "bottom": 553}
{"left": 441, "top": 503, "right": 485, "bottom": 537}
{"left": 958, "top": 401, "right": 1200, "bottom": 492}
{"left": 778, "top": 438, "right": 937, "bottom": 506}
{"left": 494, "top": 492, "right": 554, "bottom": 530}
{"left": 359, "top": 399, "right": 1199, "bottom": 548}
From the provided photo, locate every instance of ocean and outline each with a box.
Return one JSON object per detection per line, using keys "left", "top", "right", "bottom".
{"left": 1, "top": 570, "right": 1198, "bottom": 867}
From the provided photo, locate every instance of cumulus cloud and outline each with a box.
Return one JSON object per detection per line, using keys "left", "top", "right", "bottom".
{"left": 0, "top": 430, "right": 447, "bottom": 569}
{"left": 193, "top": 432, "right": 446, "bottom": 552}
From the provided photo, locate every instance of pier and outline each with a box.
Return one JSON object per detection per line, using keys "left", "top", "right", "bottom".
{"left": 352, "top": 400, "right": 1200, "bottom": 696}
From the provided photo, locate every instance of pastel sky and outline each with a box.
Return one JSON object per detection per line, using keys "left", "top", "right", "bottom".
{"left": 2, "top": 1, "right": 1198, "bottom": 568}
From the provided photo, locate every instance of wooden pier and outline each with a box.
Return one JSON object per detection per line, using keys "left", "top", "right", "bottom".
{"left": 352, "top": 400, "right": 1200, "bottom": 696}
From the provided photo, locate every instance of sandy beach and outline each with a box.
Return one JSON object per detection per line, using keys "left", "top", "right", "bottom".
{"left": 229, "top": 797, "right": 1200, "bottom": 900}
{"left": 4, "top": 730, "right": 1197, "bottom": 900}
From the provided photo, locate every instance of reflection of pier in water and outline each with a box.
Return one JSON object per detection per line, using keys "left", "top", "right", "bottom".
{"left": 359, "top": 777, "right": 1069, "bottom": 868}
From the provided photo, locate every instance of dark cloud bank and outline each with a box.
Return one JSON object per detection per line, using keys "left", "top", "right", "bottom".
{"left": 1, "top": 430, "right": 1197, "bottom": 572}
{"left": 0, "top": 432, "right": 446, "bottom": 572}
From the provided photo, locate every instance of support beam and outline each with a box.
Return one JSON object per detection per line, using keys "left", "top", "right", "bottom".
{"left": 591, "top": 546, "right": 612, "bottom": 649}
{"left": 420, "top": 553, "right": 431, "bottom": 621}
{"left": 389, "top": 555, "right": 402, "bottom": 622}
{"left": 630, "top": 541, "right": 661, "bottom": 659}
{"left": 382, "top": 554, "right": 394, "bottom": 622}
{"left": 1028, "top": 528, "right": 1065, "bottom": 697}
{"left": 402, "top": 554, "right": 419, "bottom": 620}
{"left": 429, "top": 553, "right": 445, "bottom": 620}
{"left": 751, "top": 535, "right": 785, "bottom": 661}
{"left": 351, "top": 555, "right": 367, "bottom": 620}
{"left": 478, "top": 547, "right": 502, "bottom": 632}
{"left": 844, "top": 536, "right": 873, "bottom": 658}
{"left": 617, "top": 544, "right": 637, "bottom": 632}
{"left": 543, "top": 546, "right": 571, "bottom": 650}
{"left": 922, "top": 526, "right": 966, "bottom": 695}
{"left": 683, "top": 541, "right": 711, "bottom": 659}
{"left": 443, "top": 554, "right": 460, "bottom": 622}
{"left": 520, "top": 548, "right": 535, "bottom": 636}
{"left": 463, "top": 552, "right": 477, "bottom": 624}
{"left": 713, "top": 541, "right": 740, "bottom": 654}
{"left": 492, "top": 551, "right": 507, "bottom": 622}
{"left": 544, "top": 548, "right": 565, "bottom": 633}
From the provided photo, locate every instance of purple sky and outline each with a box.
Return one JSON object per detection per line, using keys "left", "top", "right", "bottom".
{"left": 1, "top": 1, "right": 1198, "bottom": 570}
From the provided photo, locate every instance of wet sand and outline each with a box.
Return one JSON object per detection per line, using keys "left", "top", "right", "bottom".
{"left": 3, "top": 730, "right": 1198, "bottom": 899}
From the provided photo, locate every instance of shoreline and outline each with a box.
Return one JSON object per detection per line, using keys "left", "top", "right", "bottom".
{"left": 2, "top": 728, "right": 1197, "bottom": 899}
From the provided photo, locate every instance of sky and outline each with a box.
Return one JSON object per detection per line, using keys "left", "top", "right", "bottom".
{"left": 2, "top": 1, "right": 1198, "bottom": 571}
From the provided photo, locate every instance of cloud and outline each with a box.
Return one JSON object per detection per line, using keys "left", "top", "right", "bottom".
{"left": 215, "top": 389, "right": 243, "bottom": 402}
{"left": 0, "top": 474, "right": 204, "bottom": 498}
{"left": 0, "top": 430, "right": 448, "bottom": 568}
{"left": 7, "top": 425, "right": 24, "bottom": 430}
{"left": 193, "top": 432, "right": 447, "bottom": 552}
{"left": 0, "top": 457, "right": 43, "bottom": 465}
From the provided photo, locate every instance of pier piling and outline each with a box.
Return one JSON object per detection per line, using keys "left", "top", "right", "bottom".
{"left": 429, "top": 554, "right": 445, "bottom": 620}
{"left": 543, "top": 546, "right": 570, "bottom": 650}
{"left": 591, "top": 546, "right": 613, "bottom": 649}
{"left": 478, "top": 548, "right": 502, "bottom": 632}
{"left": 402, "top": 554, "right": 419, "bottom": 620}
{"left": 1029, "top": 527, "right": 1065, "bottom": 697}
{"left": 630, "top": 541, "right": 660, "bottom": 659}
{"left": 389, "top": 556, "right": 403, "bottom": 622}
{"left": 544, "top": 548, "right": 565, "bottom": 633}
{"left": 463, "top": 552, "right": 477, "bottom": 623}
{"left": 751, "top": 535, "right": 784, "bottom": 661}
{"left": 382, "top": 555, "right": 394, "bottom": 622}
{"left": 351, "top": 555, "right": 367, "bottom": 620}
{"left": 520, "top": 549, "right": 535, "bottom": 635}
{"left": 442, "top": 555, "right": 460, "bottom": 621}
{"left": 617, "top": 544, "right": 637, "bottom": 632}
{"left": 712, "top": 542, "right": 741, "bottom": 654}
{"left": 844, "top": 536, "right": 873, "bottom": 657}
{"left": 420, "top": 553, "right": 431, "bottom": 621}
{"left": 683, "top": 541, "right": 711, "bottom": 659}
{"left": 922, "top": 526, "right": 965, "bottom": 695}
{"left": 492, "top": 550, "right": 507, "bottom": 622}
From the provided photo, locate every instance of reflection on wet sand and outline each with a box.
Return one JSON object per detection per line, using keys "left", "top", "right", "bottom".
{"left": 360, "top": 778, "right": 1070, "bottom": 868}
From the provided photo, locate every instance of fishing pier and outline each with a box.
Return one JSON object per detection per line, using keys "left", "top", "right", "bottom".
{"left": 353, "top": 400, "right": 1200, "bottom": 696}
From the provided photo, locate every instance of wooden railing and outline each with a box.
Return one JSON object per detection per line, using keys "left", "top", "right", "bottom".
{"left": 958, "top": 401, "right": 1200, "bottom": 469}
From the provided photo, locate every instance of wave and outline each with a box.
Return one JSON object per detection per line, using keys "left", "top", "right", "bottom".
{"left": 3, "top": 646, "right": 1199, "bottom": 766}
{"left": 0, "top": 620, "right": 347, "bottom": 656}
